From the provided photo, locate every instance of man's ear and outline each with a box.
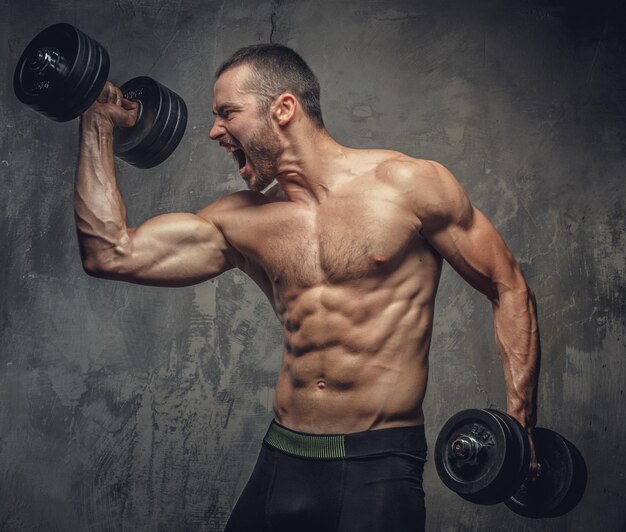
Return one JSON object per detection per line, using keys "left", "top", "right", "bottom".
{"left": 272, "top": 93, "right": 297, "bottom": 126}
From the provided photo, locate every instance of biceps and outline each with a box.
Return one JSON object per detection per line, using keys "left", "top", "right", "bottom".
{"left": 428, "top": 208, "right": 524, "bottom": 299}
{"left": 94, "top": 213, "right": 235, "bottom": 286}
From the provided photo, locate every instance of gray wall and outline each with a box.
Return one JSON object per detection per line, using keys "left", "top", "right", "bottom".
{"left": 1, "top": 0, "right": 624, "bottom": 530}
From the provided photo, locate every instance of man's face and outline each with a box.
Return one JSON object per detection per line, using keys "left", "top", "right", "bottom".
{"left": 210, "top": 66, "right": 281, "bottom": 192}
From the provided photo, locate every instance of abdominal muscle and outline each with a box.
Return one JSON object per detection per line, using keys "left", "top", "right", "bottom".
{"left": 271, "top": 255, "right": 440, "bottom": 435}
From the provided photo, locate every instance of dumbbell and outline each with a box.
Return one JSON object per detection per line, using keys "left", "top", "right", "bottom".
{"left": 13, "top": 23, "right": 187, "bottom": 169}
{"left": 434, "top": 409, "right": 587, "bottom": 518}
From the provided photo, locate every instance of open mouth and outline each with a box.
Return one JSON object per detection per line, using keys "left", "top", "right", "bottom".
{"left": 220, "top": 141, "right": 249, "bottom": 176}
{"left": 232, "top": 148, "right": 246, "bottom": 171}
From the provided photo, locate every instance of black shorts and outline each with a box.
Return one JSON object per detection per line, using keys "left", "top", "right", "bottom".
{"left": 224, "top": 421, "right": 427, "bottom": 532}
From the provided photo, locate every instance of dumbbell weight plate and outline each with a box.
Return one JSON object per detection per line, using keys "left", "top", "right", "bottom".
{"left": 14, "top": 23, "right": 110, "bottom": 122}
{"left": 435, "top": 409, "right": 510, "bottom": 502}
{"left": 113, "top": 76, "right": 187, "bottom": 169}
{"left": 487, "top": 409, "right": 531, "bottom": 499}
{"left": 505, "top": 428, "right": 575, "bottom": 518}
{"left": 547, "top": 437, "right": 587, "bottom": 518}
{"left": 459, "top": 409, "right": 528, "bottom": 505}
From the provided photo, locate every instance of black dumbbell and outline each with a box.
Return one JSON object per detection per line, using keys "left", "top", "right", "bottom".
{"left": 434, "top": 408, "right": 587, "bottom": 518}
{"left": 13, "top": 23, "right": 187, "bottom": 169}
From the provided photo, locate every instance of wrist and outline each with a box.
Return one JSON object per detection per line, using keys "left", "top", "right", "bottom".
{"left": 79, "top": 112, "right": 115, "bottom": 155}
{"left": 80, "top": 110, "right": 115, "bottom": 135}
{"left": 507, "top": 404, "right": 536, "bottom": 430}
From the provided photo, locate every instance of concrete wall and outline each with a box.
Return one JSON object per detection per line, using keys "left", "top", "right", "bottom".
{"left": 1, "top": 0, "right": 624, "bottom": 530}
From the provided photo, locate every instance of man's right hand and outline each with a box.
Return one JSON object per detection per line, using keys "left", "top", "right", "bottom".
{"left": 82, "top": 81, "right": 139, "bottom": 129}
{"left": 75, "top": 80, "right": 252, "bottom": 288}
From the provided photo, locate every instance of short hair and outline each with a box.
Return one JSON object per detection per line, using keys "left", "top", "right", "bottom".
{"left": 215, "top": 44, "right": 325, "bottom": 129}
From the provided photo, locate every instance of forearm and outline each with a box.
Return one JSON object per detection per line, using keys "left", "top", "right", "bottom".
{"left": 75, "top": 114, "right": 131, "bottom": 268}
{"left": 492, "top": 281, "right": 540, "bottom": 430}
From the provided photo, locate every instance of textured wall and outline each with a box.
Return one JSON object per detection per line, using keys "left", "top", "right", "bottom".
{"left": 1, "top": 0, "right": 624, "bottom": 530}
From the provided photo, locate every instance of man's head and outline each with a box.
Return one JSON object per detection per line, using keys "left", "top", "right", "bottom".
{"left": 215, "top": 44, "right": 324, "bottom": 129}
{"left": 210, "top": 44, "right": 324, "bottom": 192}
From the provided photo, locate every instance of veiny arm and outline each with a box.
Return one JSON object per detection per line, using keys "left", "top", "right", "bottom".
{"left": 413, "top": 160, "right": 540, "bottom": 441}
{"left": 75, "top": 82, "right": 240, "bottom": 287}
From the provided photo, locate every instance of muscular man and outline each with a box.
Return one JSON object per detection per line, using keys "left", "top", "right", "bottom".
{"left": 75, "top": 45, "right": 540, "bottom": 531}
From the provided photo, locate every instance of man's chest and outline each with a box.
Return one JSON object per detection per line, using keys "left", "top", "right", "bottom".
{"left": 226, "top": 194, "right": 423, "bottom": 286}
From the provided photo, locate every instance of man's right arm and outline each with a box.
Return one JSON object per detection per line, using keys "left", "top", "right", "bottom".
{"left": 75, "top": 82, "right": 239, "bottom": 287}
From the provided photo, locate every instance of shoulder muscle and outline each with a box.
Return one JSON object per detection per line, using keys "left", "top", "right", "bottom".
{"left": 378, "top": 156, "right": 473, "bottom": 234}
{"left": 197, "top": 190, "right": 267, "bottom": 219}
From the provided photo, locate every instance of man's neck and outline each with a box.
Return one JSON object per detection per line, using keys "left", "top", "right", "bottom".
{"left": 274, "top": 128, "right": 351, "bottom": 205}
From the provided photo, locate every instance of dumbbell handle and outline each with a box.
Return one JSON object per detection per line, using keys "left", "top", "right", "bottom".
{"left": 525, "top": 461, "right": 542, "bottom": 481}
{"left": 15, "top": 23, "right": 187, "bottom": 167}
{"left": 28, "top": 47, "right": 57, "bottom": 72}
{"left": 451, "top": 435, "right": 483, "bottom": 463}
{"left": 28, "top": 44, "right": 75, "bottom": 82}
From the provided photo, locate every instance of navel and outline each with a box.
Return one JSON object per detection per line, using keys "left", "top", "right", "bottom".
{"left": 316, "top": 379, "right": 326, "bottom": 390}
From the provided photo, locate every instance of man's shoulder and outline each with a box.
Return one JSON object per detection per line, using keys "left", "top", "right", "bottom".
{"left": 197, "top": 189, "right": 268, "bottom": 220}
{"left": 372, "top": 151, "right": 443, "bottom": 185}
{"left": 362, "top": 150, "right": 452, "bottom": 197}
{"left": 369, "top": 151, "right": 470, "bottom": 225}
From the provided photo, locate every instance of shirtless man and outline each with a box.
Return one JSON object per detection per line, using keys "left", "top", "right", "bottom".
{"left": 75, "top": 44, "right": 540, "bottom": 532}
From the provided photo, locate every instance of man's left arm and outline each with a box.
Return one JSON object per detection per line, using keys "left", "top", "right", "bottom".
{"left": 410, "top": 159, "right": 540, "bottom": 465}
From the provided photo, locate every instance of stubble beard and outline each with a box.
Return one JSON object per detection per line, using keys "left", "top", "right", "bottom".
{"left": 244, "top": 117, "right": 282, "bottom": 192}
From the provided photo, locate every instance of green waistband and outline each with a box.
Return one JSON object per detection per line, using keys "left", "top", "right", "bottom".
{"left": 264, "top": 422, "right": 346, "bottom": 458}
